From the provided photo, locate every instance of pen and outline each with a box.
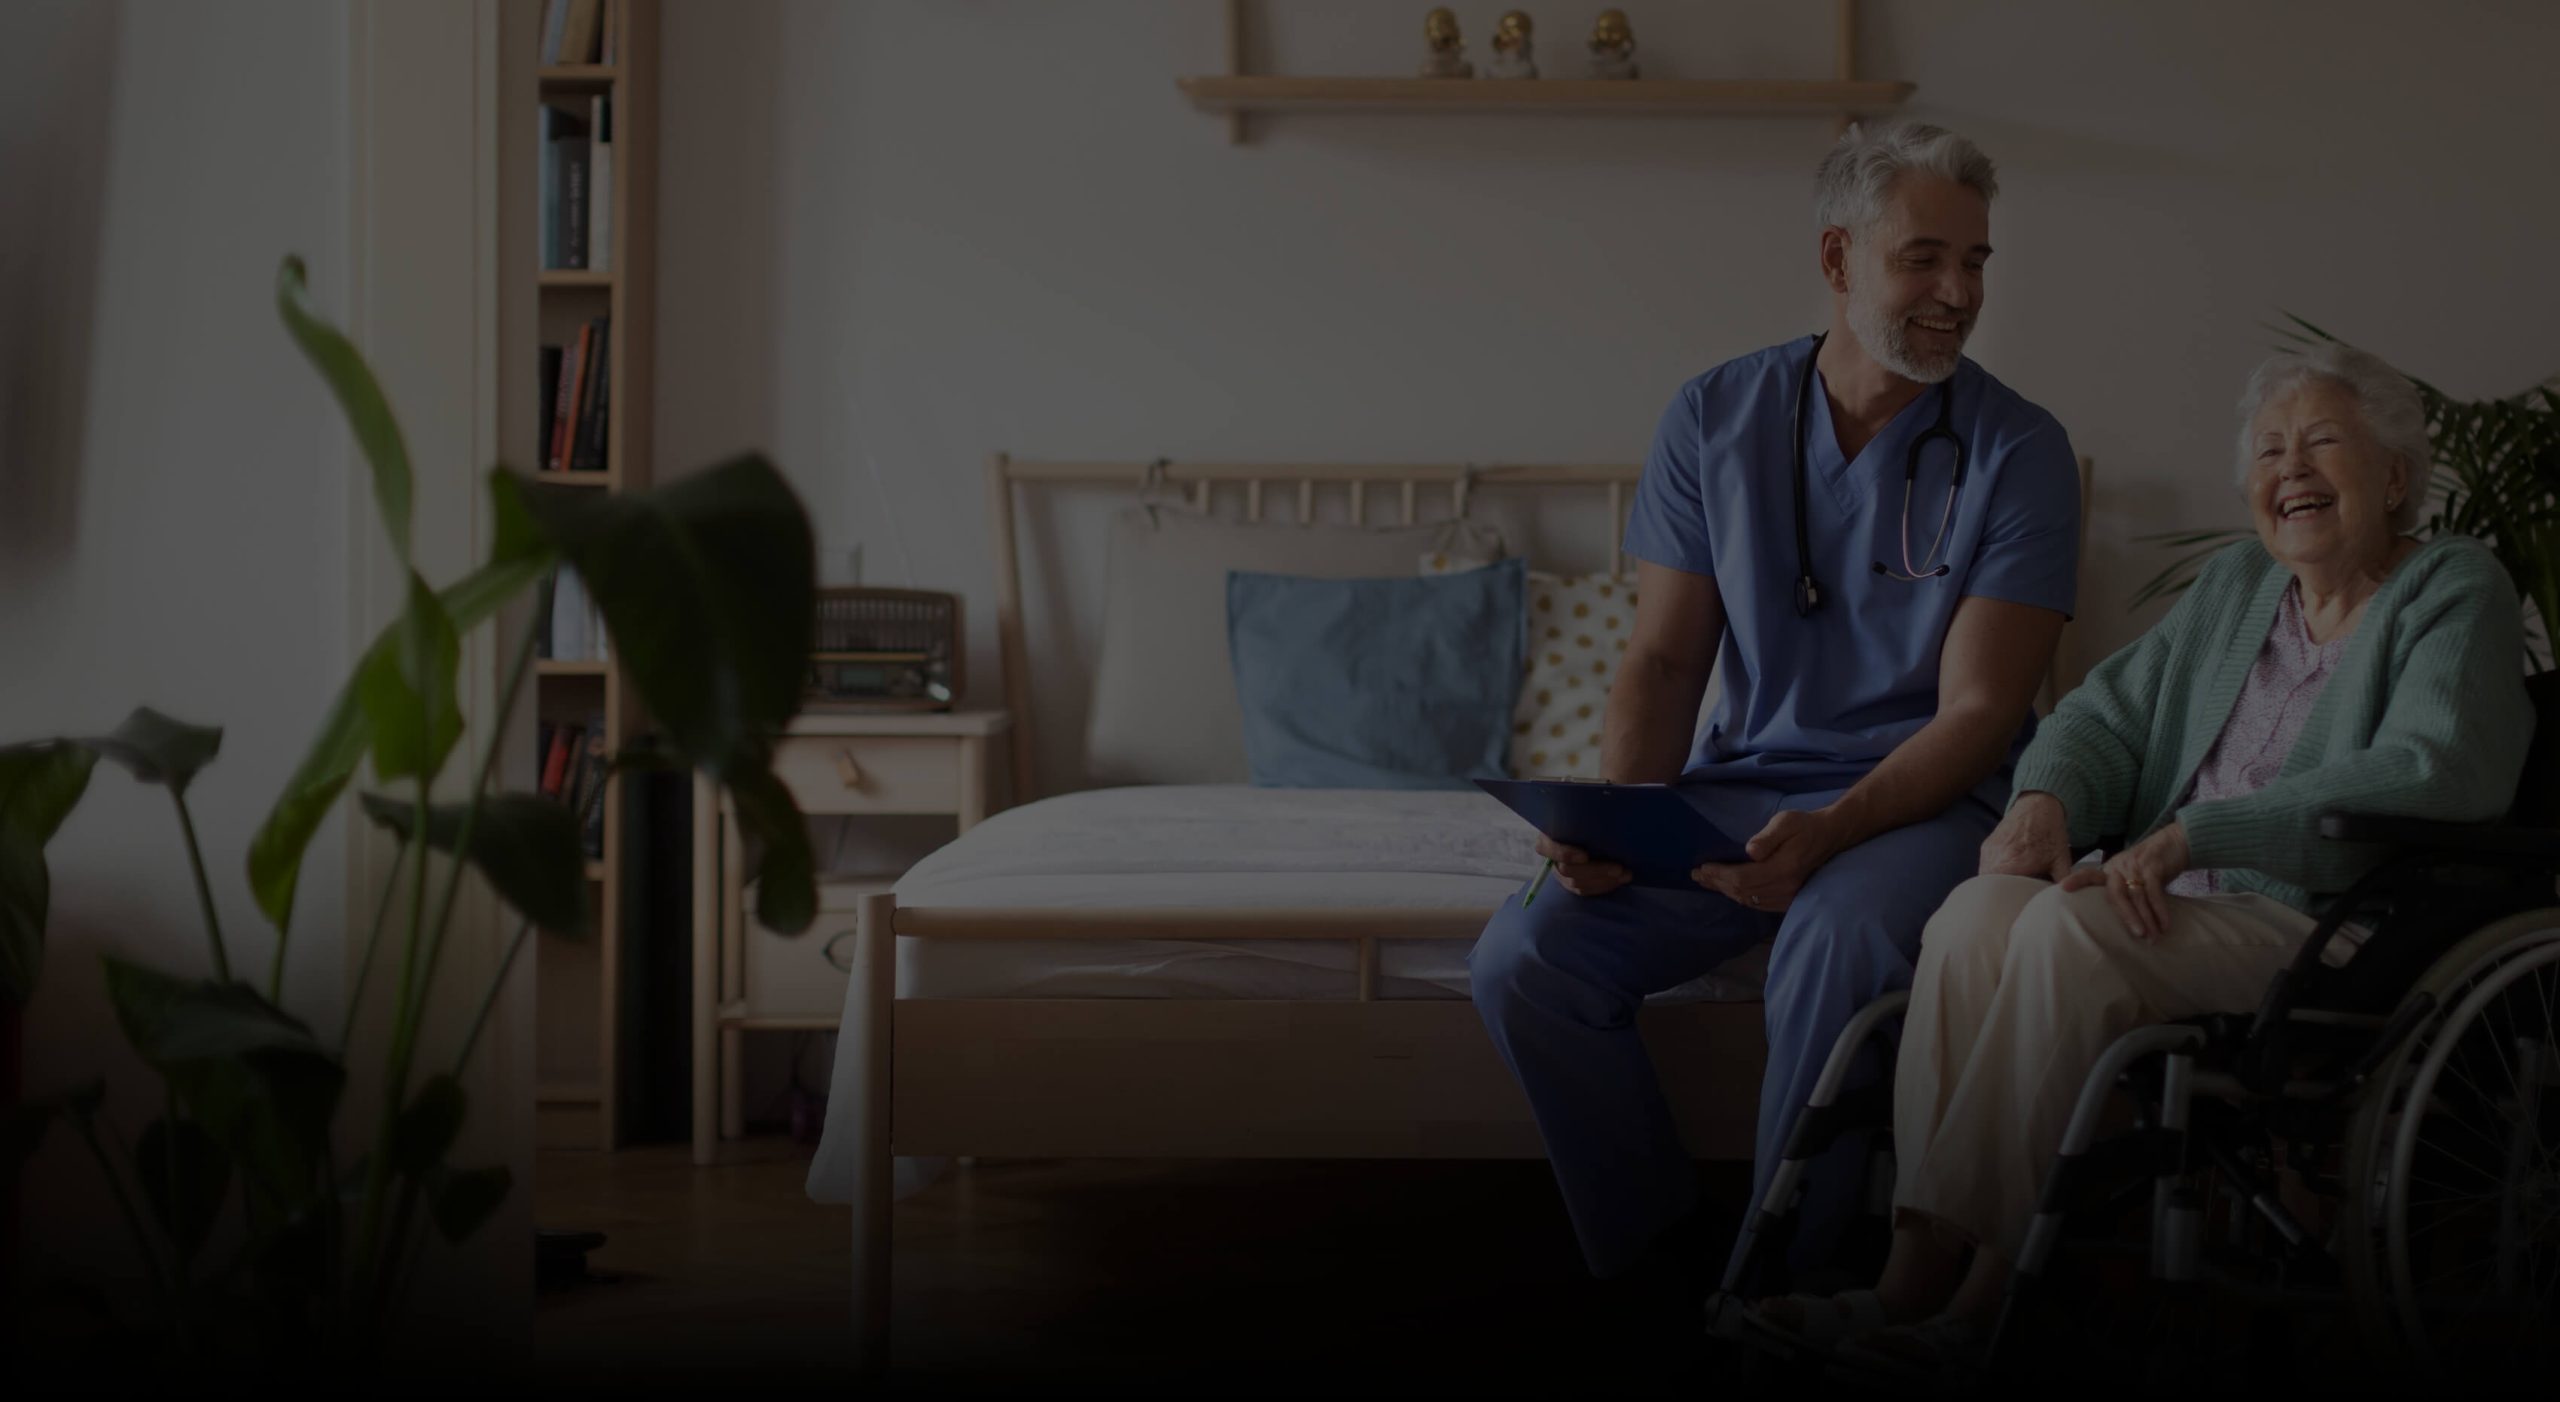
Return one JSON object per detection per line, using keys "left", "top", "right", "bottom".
{"left": 1522, "top": 859, "right": 1555, "bottom": 906}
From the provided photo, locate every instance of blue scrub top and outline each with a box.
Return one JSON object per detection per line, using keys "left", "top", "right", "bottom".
{"left": 1622, "top": 335, "right": 2081, "bottom": 802}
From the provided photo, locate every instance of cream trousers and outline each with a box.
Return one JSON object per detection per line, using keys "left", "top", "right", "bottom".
{"left": 1891, "top": 874, "right": 2316, "bottom": 1262}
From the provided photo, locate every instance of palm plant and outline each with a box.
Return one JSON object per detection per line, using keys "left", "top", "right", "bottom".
{"left": 0, "top": 257, "right": 822, "bottom": 1359}
{"left": 2132, "top": 316, "right": 2560, "bottom": 666}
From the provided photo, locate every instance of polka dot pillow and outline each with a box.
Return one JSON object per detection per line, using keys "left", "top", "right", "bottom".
{"left": 1421, "top": 555, "right": 1635, "bottom": 779}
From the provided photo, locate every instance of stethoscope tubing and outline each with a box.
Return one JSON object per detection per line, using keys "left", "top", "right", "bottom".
{"left": 1791, "top": 331, "right": 1967, "bottom": 613}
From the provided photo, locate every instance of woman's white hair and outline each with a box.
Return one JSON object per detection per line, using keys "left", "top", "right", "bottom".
{"left": 1813, "top": 120, "right": 1999, "bottom": 233}
{"left": 2233, "top": 343, "right": 2434, "bottom": 533}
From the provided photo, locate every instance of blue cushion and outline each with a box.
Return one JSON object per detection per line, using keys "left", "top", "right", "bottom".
{"left": 1225, "top": 558, "right": 1527, "bottom": 789}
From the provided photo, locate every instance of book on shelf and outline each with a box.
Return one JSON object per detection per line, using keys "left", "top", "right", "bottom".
{"left": 533, "top": 569, "right": 558, "bottom": 659}
{"left": 541, "top": 316, "right": 610, "bottom": 473}
{"left": 546, "top": 564, "right": 609, "bottom": 663}
{"left": 539, "top": 720, "right": 581, "bottom": 800}
{"left": 588, "top": 95, "right": 613, "bottom": 273}
{"left": 540, "top": 106, "right": 590, "bottom": 270}
{"left": 536, "top": 344, "right": 562, "bottom": 470}
{"left": 576, "top": 710, "right": 610, "bottom": 858}
{"left": 541, "top": 0, "right": 604, "bottom": 66}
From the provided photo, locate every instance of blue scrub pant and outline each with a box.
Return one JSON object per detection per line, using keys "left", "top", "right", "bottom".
{"left": 1469, "top": 782, "right": 1997, "bottom": 1280}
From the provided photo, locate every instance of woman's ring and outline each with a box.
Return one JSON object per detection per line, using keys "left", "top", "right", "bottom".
{"left": 2123, "top": 874, "right": 2145, "bottom": 888}
{"left": 1745, "top": 892, "right": 1760, "bottom": 907}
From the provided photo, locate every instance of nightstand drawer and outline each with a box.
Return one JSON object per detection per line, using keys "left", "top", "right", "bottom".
{"left": 772, "top": 735, "right": 962, "bottom": 815}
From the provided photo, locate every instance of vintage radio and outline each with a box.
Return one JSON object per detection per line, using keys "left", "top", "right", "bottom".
{"left": 805, "top": 587, "right": 963, "bottom": 712}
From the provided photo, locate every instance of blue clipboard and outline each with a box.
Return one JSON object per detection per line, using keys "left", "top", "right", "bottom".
{"left": 1474, "top": 778, "right": 1749, "bottom": 890}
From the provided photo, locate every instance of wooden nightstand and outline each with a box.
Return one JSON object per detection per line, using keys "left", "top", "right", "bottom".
{"left": 689, "top": 708, "right": 1012, "bottom": 1163}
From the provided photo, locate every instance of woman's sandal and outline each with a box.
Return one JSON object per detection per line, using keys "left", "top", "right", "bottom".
{"left": 1831, "top": 1313, "right": 1988, "bottom": 1380}
{"left": 1736, "top": 1288, "right": 1889, "bottom": 1355}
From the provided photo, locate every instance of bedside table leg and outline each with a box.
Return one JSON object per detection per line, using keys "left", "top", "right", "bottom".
{"left": 957, "top": 735, "right": 989, "bottom": 831}
{"left": 691, "top": 772, "right": 719, "bottom": 1165}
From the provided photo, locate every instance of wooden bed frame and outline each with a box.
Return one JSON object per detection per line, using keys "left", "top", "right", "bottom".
{"left": 827, "top": 456, "right": 1773, "bottom": 1368}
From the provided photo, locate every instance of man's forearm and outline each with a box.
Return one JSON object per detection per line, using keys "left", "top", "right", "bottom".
{"left": 1601, "top": 655, "right": 1707, "bottom": 784}
{"left": 1821, "top": 706, "right": 2020, "bottom": 850}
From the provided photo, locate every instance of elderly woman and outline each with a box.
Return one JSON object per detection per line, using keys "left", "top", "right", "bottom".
{"left": 1750, "top": 342, "right": 2533, "bottom": 1365}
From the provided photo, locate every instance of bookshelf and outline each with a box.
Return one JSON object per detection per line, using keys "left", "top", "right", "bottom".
{"left": 529, "top": 0, "right": 658, "bottom": 1152}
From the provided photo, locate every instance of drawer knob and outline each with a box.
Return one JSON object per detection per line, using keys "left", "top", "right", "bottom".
{"left": 833, "top": 748, "right": 865, "bottom": 788}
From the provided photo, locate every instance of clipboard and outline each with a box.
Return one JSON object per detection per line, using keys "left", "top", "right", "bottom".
{"left": 1474, "top": 778, "right": 1750, "bottom": 890}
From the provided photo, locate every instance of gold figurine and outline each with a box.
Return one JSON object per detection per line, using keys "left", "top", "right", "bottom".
{"left": 1418, "top": 7, "right": 1473, "bottom": 79}
{"left": 1486, "top": 10, "right": 1538, "bottom": 80}
{"left": 1587, "top": 8, "right": 1638, "bottom": 79}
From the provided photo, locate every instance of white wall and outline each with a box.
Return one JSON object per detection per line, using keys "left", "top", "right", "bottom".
{"left": 657, "top": 1, "right": 2560, "bottom": 798}
{"left": 0, "top": 0, "right": 351, "bottom": 1285}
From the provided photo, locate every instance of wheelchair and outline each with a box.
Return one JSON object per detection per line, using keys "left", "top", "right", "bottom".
{"left": 1708, "top": 670, "right": 2560, "bottom": 1382}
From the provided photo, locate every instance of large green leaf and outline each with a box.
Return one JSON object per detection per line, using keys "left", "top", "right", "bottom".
{"left": 78, "top": 709, "right": 223, "bottom": 796}
{"left": 357, "top": 790, "right": 591, "bottom": 937}
{"left": 501, "top": 459, "right": 814, "bottom": 772}
{"left": 103, "top": 959, "right": 344, "bottom": 1199}
{"left": 0, "top": 743, "right": 97, "bottom": 1004}
{"left": 430, "top": 1164, "right": 511, "bottom": 1243}
{"left": 136, "top": 1117, "right": 230, "bottom": 1259}
{"left": 277, "top": 254, "right": 413, "bottom": 565}
{"left": 728, "top": 767, "right": 816, "bottom": 935}
{"left": 247, "top": 475, "right": 557, "bottom": 936}
{"left": 502, "top": 460, "right": 819, "bottom": 933}
{"left": 388, "top": 1075, "right": 466, "bottom": 1178}
{"left": 361, "top": 571, "right": 463, "bottom": 784}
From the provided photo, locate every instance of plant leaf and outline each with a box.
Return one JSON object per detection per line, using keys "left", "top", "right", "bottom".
{"left": 729, "top": 766, "right": 817, "bottom": 935}
{"left": 430, "top": 1164, "right": 512, "bottom": 1243}
{"left": 360, "top": 571, "right": 464, "bottom": 783}
{"left": 501, "top": 460, "right": 814, "bottom": 774}
{"left": 246, "top": 470, "right": 559, "bottom": 936}
{"left": 101, "top": 959, "right": 343, "bottom": 1194}
{"left": 102, "top": 959, "right": 319, "bottom": 1063}
{"left": 0, "top": 743, "right": 97, "bottom": 1004}
{"left": 388, "top": 1074, "right": 466, "bottom": 1177}
{"left": 357, "top": 791, "right": 592, "bottom": 936}
{"left": 277, "top": 254, "right": 413, "bottom": 565}
{"left": 135, "top": 1117, "right": 231, "bottom": 1259}
{"left": 77, "top": 709, "right": 224, "bottom": 795}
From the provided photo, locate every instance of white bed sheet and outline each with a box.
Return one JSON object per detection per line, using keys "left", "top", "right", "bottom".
{"left": 885, "top": 785, "right": 1769, "bottom": 1004}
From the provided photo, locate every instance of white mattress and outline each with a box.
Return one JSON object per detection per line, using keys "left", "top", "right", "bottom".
{"left": 886, "top": 785, "right": 1768, "bottom": 1004}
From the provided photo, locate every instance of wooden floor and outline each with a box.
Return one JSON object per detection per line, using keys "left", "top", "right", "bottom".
{"left": 535, "top": 1140, "right": 1751, "bottom": 1394}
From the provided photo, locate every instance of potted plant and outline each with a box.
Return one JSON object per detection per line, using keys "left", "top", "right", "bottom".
{"left": 0, "top": 257, "right": 823, "bottom": 1364}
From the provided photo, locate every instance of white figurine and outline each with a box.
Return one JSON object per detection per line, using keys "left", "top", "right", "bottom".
{"left": 1417, "top": 7, "right": 1473, "bottom": 78}
{"left": 1586, "top": 9, "right": 1638, "bottom": 80}
{"left": 1484, "top": 10, "right": 1537, "bottom": 80}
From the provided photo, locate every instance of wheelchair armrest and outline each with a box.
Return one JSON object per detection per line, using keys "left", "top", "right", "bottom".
{"left": 2315, "top": 811, "right": 2560, "bottom": 861}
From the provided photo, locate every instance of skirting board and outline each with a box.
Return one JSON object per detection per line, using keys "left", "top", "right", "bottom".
{"left": 890, "top": 997, "right": 1766, "bottom": 1161}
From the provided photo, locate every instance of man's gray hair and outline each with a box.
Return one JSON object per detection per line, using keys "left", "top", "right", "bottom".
{"left": 1813, "top": 120, "right": 1999, "bottom": 233}
{"left": 2233, "top": 343, "right": 2435, "bottom": 533}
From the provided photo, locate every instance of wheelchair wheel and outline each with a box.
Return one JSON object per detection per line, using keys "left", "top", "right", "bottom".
{"left": 2339, "top": 912, "right": 2560, "bottom": 1375}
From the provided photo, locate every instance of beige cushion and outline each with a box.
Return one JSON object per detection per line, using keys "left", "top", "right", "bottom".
{"left": 1423, "top": 555, "right": 1724, "bottom": 778}
{"left": 1086, "top": 508, "right": 1506, "bottom": 785}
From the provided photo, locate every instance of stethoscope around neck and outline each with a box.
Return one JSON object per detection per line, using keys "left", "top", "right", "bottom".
{"left": 1790, "top": 331, "right": 1970, "bottom": 617}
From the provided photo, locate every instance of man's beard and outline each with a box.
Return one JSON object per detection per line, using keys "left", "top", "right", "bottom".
{"left": 1848, "top": 288, "right": 1968, "bottom": 384}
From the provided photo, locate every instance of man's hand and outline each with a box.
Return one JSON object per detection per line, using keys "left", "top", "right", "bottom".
{"left": 2059, "top": 821, "right": 2190, "bottom": 940}
{"left": 1536, "top": 833, "right": 1632, "bottom": 898}
{"left": 1692, "top": 808, "right": 1845, "bottom": 912}
{"left": 1980, "top": 791, "right": 2073, "bottom": 881}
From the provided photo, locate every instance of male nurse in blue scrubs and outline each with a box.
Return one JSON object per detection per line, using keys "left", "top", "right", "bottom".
{"left": 1471, "top": 120, "right": 2080, "bottom": 1297}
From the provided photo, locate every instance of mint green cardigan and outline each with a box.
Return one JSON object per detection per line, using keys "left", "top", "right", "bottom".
{"left": 2012, "top": 535, "right": 2533, "bottom": 913}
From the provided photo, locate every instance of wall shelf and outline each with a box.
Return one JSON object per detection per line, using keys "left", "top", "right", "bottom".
{"left": 540, "top": 269, "right": 613, "bottom": 289}
{"left": 1190, "top": 0, "right": 1907, "bottom": 144}
{"left": 1177, "top": 76, "right": 1912, "bottom": 118}
{"left": 537, "top": 658, "right": 610, "bottom": 677}
{"left": 539, "top": 64, "right": 617, "bottom": 88}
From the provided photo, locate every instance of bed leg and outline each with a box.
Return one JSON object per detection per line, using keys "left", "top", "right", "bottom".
{"left": 849, "top": 892, "right": 896, "bottom": 1373}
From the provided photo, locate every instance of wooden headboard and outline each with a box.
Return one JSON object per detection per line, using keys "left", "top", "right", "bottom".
{"left": 982, "top": 453, "right": 2096, "bottom": 802}
{"left": 984, "top": 456, "right": 1645, "bottom": 801}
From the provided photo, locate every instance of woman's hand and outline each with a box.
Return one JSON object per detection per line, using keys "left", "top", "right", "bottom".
{"left": 2060, "top": 821, "right": 2191, "bottom": 940}
{"left": 1536, "top": 833, "right": 1631, "bottom": 898}
{"left": 1980, "top": 791, "right": 2073, "bottom": 881}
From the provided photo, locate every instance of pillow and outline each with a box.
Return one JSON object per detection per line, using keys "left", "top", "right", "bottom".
{"left": 1422, "top": 555, "right": 1638, "bottom": 779}
{"left": 1086, "top": 508, "right": 1506, "bottom": 784}
{"left": 1226, "top": 558, "right": 1526, "bottom": 790}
